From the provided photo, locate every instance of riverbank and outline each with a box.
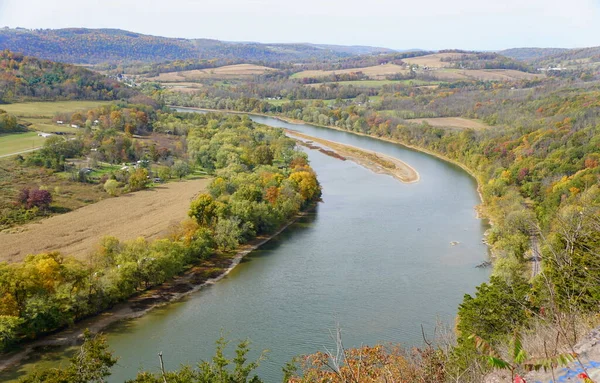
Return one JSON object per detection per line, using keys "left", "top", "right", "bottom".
{"left": 286, "top": 130, "right": 419, "bottom": 184}
{"left": 174, "top": 107, "right": 482, "bottom": 203}
{"left": 0, "top": 205, "right": 315, "bottom": 375}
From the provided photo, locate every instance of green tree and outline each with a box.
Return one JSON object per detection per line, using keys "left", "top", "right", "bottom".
{"left": 128, "top": 168, "right": 149, "bottom": 192}
{"left": 103, "top": 179, "right": 120, "bottom": 196}
{"left": 19, "top": 330, "right": 117, "bottom": 383}
{"left": 189, "top": 194, "right": 217, "bottom": 227}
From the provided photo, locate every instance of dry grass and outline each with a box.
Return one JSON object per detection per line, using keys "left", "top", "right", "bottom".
{"left": 462, "top": 69, "right": 542, "bottom": 81}
{"left": 421, "top": 69, "right": 542, "bottom": 81}
{"left": 160, "top": 82, "right": 204, "bottom": 93}
{"left": 407, "top": 117, "right": 489, "bottom": 130}
{"left": 0, "top": 178, "right": 210, "bottom": 263}
{"left": 403, "top": 53, "right": 472, "bottom": 68}
{"left": 292, "top": 64, "right": 408, "bottom": 80}
{"left": 146, "top": 64, "right": 275, "bottom": 82}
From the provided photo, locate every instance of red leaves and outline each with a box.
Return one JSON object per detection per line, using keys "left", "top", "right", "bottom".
{"left": 17, "top": 187, "right": 52, "bottom": 210}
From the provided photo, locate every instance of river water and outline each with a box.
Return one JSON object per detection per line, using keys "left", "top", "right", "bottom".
{"left": 2, "top": 113, "right": 490, "bottom": 382}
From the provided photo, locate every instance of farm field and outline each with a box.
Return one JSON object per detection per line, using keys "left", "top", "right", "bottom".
{"left": 261, "top": 98, "right": 338, "bottom": 106}
{"left": 0, "top": 101, "right": 112, "bottom": 119}
{"left": 0, "top": 132, "right": 46, "bottom": 157}
{"left": 159, "top": 82, "right": 204, "bottom": 93}
{"left": 292, "top": 63, "right": 408, "bottom": 80}
{"left": 1, "top": 100, "right": 113, "bottom": 133}
{"left": 306, "top": 79, "right": 436, "bottom": 88}
{"left": 146, "top": 64, "right": 275, "bottom": 82}
{"left": 420, "top": 68, "right": 542, "bottom": 81}
{"left": 0, "top": 178, "right": 211, "bottom": 263}
{"left": 406, "top": 117, "right": 489, "bottom": 130}
{"left": 402, "top": 52, "right": 472, "bottom": 68}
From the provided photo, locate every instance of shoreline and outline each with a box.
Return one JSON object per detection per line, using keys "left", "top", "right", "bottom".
{"left": 285, "top": 129, "right": 420, "bottom": 184}
{"left": 0, "top": 205, "right": 315, "bottom": 374}
{"left": 174, "top": 106, "right": 483, "bottom": 203}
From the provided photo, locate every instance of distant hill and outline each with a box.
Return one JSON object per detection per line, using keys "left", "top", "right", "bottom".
{"left": 530, "top": 46, "right": 600, "bottom": 65}
{"left": 0, "top": 28, "right": 367, "bottom": 64}
{"left": 499, "top": 47, "right": 571, "bottom": 61}
{"left": 306, "top": 43, "right": 396, "bottom": 55}
{"left": 0, "top": 50, "right": 133, "bottom": 103}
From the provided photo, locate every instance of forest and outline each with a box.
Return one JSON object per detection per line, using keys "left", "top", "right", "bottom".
{"left": 0, "top": 50, "right": 134, "bottom": 102}
{"left": 0, "top": 29, "right": 354, "bottom": 65}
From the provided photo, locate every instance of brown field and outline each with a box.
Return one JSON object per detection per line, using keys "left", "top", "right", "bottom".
{"left": 292, "top": 63, "right": 408, "bottom": 80}
{"left": 0, "top": 178, "right": 210, "bottom": 263}
{"left": 403, "top": 53, "right": 473, "bottom": 68}
{"left": 146, "top": 64, "right": 275, "bottom": 82}
{"left": 407, "top": 117, "right": 489, "bottom": 130}
{"left": 424, "top": 69, "right": 542, "bottom": 81}
{"left": 160, "top": 82, "right": 204, "bottom": 93}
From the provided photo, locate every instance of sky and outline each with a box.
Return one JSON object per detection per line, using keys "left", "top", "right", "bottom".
{"left": 0, "top": 0, "right": 599, "bottom": 50}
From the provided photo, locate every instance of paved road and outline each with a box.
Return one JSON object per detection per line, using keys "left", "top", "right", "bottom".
{"left": 0, "top": 146, "right": 42, "bottom": 158}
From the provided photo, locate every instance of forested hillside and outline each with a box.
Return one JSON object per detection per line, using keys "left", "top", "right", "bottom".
{"left": 0, "top": 50, "right": 134, "bottom": 102}
{"left": 499, "top": 47, "right": 570, "bottom": 61}
{"left": 0, "top": 28, "right": 361, "bottom": 64}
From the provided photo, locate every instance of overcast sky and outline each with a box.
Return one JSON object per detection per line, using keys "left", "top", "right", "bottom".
{"left": 0, "top": 0, "right": 599, "bottom": 50}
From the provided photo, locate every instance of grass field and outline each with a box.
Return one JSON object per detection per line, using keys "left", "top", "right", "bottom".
{"left": 0, "top": 178, "right": 211, "bottom": 262}
{"left": 1, "top": 101, "right": 112, "bottom": 118}
{"left": 262, "top": 98, "right": 338, "bottom": 106}
{"left": 1, "top": 101, "right": 112, "bottom": 135}
{"left": 403, "top": 53, "right": 471, "bottom": 68}
{"left": 146, "top": 64, "right": 275, "bottom": 82}
{"left": 292, "top": 63, "right": 408, "bottom": 80}
{"left": 306, "top": 79, "right": 437, "bottom": 88}
{"left": 406, "top": 117, "right": 489, "bottom": 130}
{"left": 0, "top": 132, "right": 46, "bottom": 157}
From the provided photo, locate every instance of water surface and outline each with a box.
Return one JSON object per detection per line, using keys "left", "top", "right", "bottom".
{"left": 2, "top": 113, "right": 490, "bottom": 383}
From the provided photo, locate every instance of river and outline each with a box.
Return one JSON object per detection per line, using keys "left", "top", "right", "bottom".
{"left": 2, "top": 112, "right": 490, "bottom": 383}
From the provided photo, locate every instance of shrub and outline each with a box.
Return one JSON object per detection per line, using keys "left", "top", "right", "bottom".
{"left": 103, "top": 179, "right": 120, "bottom": 196}
{"left": 16, "top": 187, "right": 52, "bottom": 210}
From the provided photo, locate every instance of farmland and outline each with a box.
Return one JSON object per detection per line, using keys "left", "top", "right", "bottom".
{"left": 292, "top": 63, "right": 408, "bottom": 80}
{"left": 0, "top": 101, "right": 113, "bottom": 133}
{"left": 306, "top": 79, "right": 435, "bottom": 88}
{"left": 0, "top": 101, "right": 112, "bottom": 119}
{"left": 402, "top": 52, "right": 471, "bottom": 68}
{"left": 0, "top": 132, "right": 46, "bottom": 157}
{"left": 0, "top": 178, "right": 210, "bottom": 263}
{"left": 406, "top": 117, "right": 489, "bottom": 130}
{"left": 146, "top": 64, "right": 275, "bottom": 82}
